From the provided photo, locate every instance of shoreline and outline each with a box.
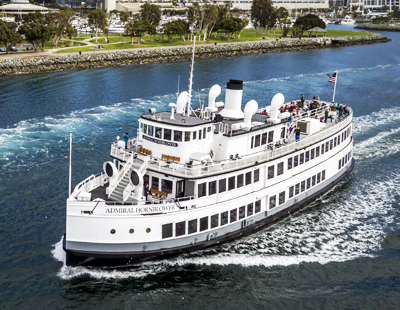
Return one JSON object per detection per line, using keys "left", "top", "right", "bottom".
{"left": 0, "top": 34, "right": 390, "bottom": 76}
{"left": 355, "top": 23, "right": 400, "bottom": 32}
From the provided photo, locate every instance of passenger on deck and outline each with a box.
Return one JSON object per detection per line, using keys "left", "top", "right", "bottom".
{"left": 123, "top": 132, "right": 129, "bottom": 150}
{"left": 144, "top": 183, "right": 149, "bottom": 201}
{"left": 295, "top": 127, "right": 301, "bottom": 142}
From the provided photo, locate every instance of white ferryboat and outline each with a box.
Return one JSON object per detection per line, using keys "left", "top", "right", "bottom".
{"left": 341, "top": 16, "right": 356, "bottom": 25}
{"left": 63, "top": 42, "right": 355, "bottom": 267}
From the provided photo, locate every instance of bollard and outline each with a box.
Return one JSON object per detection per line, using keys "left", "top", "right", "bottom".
{"left": 79, "top": 51, "right": 82, "bottom": 56}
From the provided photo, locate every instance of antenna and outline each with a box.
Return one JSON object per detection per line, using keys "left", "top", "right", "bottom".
{"left": 177, "top": 74, "right": 180, "bottom": 99}
{"left": 187, "top": 35, "right": 196, "bottom": 116}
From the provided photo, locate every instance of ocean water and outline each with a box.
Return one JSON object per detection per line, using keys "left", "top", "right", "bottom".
{"left": 1, "top": 27, "right": 400, "bottom": 309}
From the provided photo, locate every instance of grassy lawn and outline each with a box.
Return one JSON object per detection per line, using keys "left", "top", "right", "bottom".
{"left": 56, "top": 29, "right": 376, "bottom": 54}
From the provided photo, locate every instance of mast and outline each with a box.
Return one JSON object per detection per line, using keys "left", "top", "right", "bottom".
{"left": 187, "top": 35, "right": 196, "bottom": 116}
{"left": 69, "top": 131, "right": 73, "bottom": 196}
{"left": 332, "top": 70, "right": 338, "bottom": 103}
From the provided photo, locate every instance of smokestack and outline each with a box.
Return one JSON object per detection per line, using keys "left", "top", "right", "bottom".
{"left": 218, "top": 80, "right": 244, "bottom": 119}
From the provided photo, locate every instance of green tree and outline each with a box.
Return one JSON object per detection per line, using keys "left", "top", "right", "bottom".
{"left": 294, "top": 14, "right": 326, "bottom": 30}
{"left": 0, "top": 20, "right": 22, "bottom": 54}
{"left": 46, "top": 8, "right": 77, "bottom": 48}
{"left": 251, "top": 0, "right": 275, "bottom": 33}
{"left": 219, "top": 19, "right": 239, "bottom": 39}
{"left": 88, "top": 9, "right": 107, "bottom": 43}
{"left": 140, "top": 3, "right": 161, "bottom": 27}
{"left": 18, "top": 13, "right": 53, "bottom": 51}
{"left": 120, "top": 11, "right": 130, "bottom": 23}
{"left": 124, "top": 20, "right": 156, "bottom": 44}
{"left": 163, "top": 20, "right": 186, "bottom": 42}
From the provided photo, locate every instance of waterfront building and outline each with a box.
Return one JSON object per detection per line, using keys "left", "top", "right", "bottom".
{"left": 0, "top": 0, "right": 48, "bottom": 16}
{"left": 214, "top": 0, "right": 329, "bottom": 12}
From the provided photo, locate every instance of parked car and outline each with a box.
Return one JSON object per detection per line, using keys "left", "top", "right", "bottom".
{"left": 0, "top": 47, "right": 6, "bottom": 53}
{"left": 10, "top": 47, "right": 18, "bottom": 52}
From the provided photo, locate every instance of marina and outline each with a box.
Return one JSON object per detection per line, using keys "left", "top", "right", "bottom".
{"left": 0, "top": 24, "right": 399, "bottom": 309}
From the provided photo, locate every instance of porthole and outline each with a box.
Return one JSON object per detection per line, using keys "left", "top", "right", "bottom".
{"left": 146, "top": 228, "right": 151, "bottom": 233}
{"left": 129, "top": 229, "right": 134, "bottom": 234}
{"left": 110, "top": 229, "right": 116, "bottom": 234}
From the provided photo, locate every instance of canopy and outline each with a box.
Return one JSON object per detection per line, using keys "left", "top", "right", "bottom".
{"left": 307, "top": 27, "right": 327, "bottom": 37}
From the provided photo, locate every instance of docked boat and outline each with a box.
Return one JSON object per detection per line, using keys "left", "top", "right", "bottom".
{"left": 341, "top": 16, "right": 356, "bottom": 25}
{"left": 63, "top": 41, "right": 355, "bottom": 267}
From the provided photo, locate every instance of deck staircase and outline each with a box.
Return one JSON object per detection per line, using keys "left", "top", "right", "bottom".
{"left": 108, "top": 173, "right": 130, "bottom": 201}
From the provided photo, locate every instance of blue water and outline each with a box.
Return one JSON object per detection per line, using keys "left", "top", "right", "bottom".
{"left": 1, "top": 26, "right": 400, "bottom": 308}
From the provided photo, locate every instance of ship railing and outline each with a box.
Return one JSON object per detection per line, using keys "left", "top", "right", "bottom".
{"left": 110, "top": 142, "right": 137, "bottom": 162}
{"left": 110, "top": 109, "right": 352, "bottom": 178}
{"left": 70, "top": 173, "right": 108, "bottom": 199}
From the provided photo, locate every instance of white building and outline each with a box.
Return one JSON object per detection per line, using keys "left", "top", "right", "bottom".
{"left": 214, "top": 0, "right": 329, "bottom": 12}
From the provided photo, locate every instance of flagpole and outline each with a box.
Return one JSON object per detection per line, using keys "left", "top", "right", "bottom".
{"left": 69, "top": 131, "right": 72, "bottom": 196}
{"left": 332, "top": 70, "right": 338, "bottom": 103}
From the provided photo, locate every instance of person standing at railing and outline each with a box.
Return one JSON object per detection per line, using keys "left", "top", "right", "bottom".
{"left": 144, "top": 183, "right": 149, "bottom": 201}
{"left": 295, "top": 127, "right": 301, "bottom": 142}
{"left": 123, "top": 132, "right": 129, "bottom": 150}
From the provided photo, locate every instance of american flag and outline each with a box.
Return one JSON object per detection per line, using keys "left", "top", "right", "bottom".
{"left": 327, "top": 72, "right": 336, "bottom": 83}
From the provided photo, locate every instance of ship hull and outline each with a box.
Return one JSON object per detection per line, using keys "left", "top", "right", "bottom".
{"left": 64, "top": 159, "right": 355, "bottom": 267}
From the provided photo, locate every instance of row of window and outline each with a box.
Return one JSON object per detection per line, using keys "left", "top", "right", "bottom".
{"left": 142, "top": 123, "right": 212, "bottom": 142}
{"left": 162, "top": 200, "right": 262, "bottom": 239}
{"left": 198, "top": 169, "right": 260, "bottom": 198}
{"left": 267, "top": 126, "right": 352, "bottom": 178}
{"left": 268, "top": 169, "right": 327, "bottom": 210}
{"left": 251, "top": 128, "right": 286, "bottom": 149}
{"left": 144, "top": 175, "right": 172, "bottom": 193}
{"left": 338, "top": 150, "right": 353, "bottom": 170}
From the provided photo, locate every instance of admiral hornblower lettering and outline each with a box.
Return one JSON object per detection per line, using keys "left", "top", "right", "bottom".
{"left": 143, "top": 135, "right": 178, "bottom": 147}
{"left": 105, "top": 205, "right": 178, "bottom": 214}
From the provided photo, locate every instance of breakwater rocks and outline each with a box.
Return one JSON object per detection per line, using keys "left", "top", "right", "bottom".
{"left": 0, "top": 34, "right": 390, "bottom": 76}
{"left": 355, "top": 23, "right": 400, "bottom": 32}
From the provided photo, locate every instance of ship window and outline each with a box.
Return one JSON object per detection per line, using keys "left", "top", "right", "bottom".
{"left": 312, "top": 175, "right": 316, "bottom": 186}
{"left": 316, "top": 146, "right": 320, "bottom": 157}
{"left": 305, "top": 151, "right": 310, "bottom": 162}
{"left": 277, "top": 162, "right": 284, "bottom": 176}
{"left": 294, "top": 155, "right": 298, "bottom": 167}
{"left": 300, "top": 153, "right": 304, "bottom": 164}
{"left": 311, "top": 149, "right": 315, "bottom": 160}
{"left": 322, "top": 170, "right": 326, "bottom": 181}
{"left": 239, "top": 206, "right": 246, "bottom": 219}
{"left": 342, "top": 157, "right": 345, "bottom": 167}
{"left": 219, "top": 179, "right": 226, "bottom": 193}
{"left": 176, "top": 221, "right": 186, "bottom": 236}
{"left": 155, "top": 127, "right": 162, "bottom": 139}
{"left": 211, "top": 214, "right": 219, "bottom": 228}
{"left": 143, "top": 124, "right": 148, "bottom": 135}
{"left": 281, "top": 127, "right": 285, "bottom": 139}
{"left": 162, "top": 223, "right": 173, "bottom": 239}
{"left": 306, "top": 178, "right": 311, "bottom": 189}
{"left": 345, "top": 154, "right": 348, "bottom": 164}
{"left": 317, "top": 173, "right": 321, "bottom": 184}
{"left": 254, "top": 135, "right": 261, "bottom": 147}
{"left": 279, "top": 191, "right": 285, "bottom": 205}
{"left": 162, "top": 179, "right": 173, "bottom": 193}
{"left": 268, "top": 131, "right": 274, "bottom": 143}
{"left": 148, "top": 125, "right": 154, "bottom": 136}
{"left": 185, "top": 131, "right": 190, "bottom": 142}
{"left": 237, "top": 174, "right": 244, "bottom": 188}
{"left": 251, "top": 136, "right": 254, "bottom": 149}
{"left": 326, "top": 142, "right": 329, "bottom": 152}
{"left": 344, "top": 131, "right": 347, "bottom": 140}
{"left": 289, "top": 186, "right": 294, "bottom": 198}
{"left": 200, "top": 216, "right": 208, "bottom": 231}
{"left": 164, "top": 129, "right": 171, "bottom": 140}
{"left": 198, "top": 182, "right": 207, "bottom": 198}
{"left": 152, "top": 177, "right": 159, "bottom": 190}
{"left": 254, "top": 169, "right": 260, "bottom": 182}
{"left": 255, "top": 200, "right": 261, "bottom": 213}
{"left": 221, "top": 211, "right": 228, "bottom": 226}
{"left": 209, "top": 181, "right": 217, "bottom": 195}
{"left": 342, "top": 132, "right": 344, "bottom": 142}
{"left": 295, "top": 183, "right": 300, "bottom": 195}
{"left": 337, "top": 135, "right": 340, "bottom": 145}
{"left": 261, "top": 133, "right": 267, "bottom": 145}
{"left": 288, "top": 157, "right": 293, "bottom": 170}
{"left": 301, "top": 181, "right": 305, "bottom": 192}
{"left": 203, "top": 128, "right": 206, "bottom": 139}
{"left": 230, "top": 209, "right": 237, "bottom": 222}
{"left": 334, "top": 137, "right": 337, "bottom": 148}
{"left": 245, "top": 172, "right": 252, "bottom": 185}
{"left": 268, "top": 166, "right": 274, "bottom": 179}
{"left": 228, "top": 176, "right": 236, "bottom": 190}
{"left": 247, "top": 203, "right": 253, "bottom": 216}
{"left": 330, "top": 139, "right": 333, "bottom": 150}
{"left": 207, "top": 126, "right": 212, "bottom": 132}
{"left": 193, "top": 131, "right": 197, "bottom": 140}
{"left": 321, "top": 144, "right": 324, "bottom": 154}
{"left": 174, "top": 131, "right": 182, "bottom": 142}
{"left": 188, "top": 219, "right": 197, "bottom": 234}
{"left": 199, "top": 130, "right": 202, "bottom": 140}
{"left": 269, "top": 195, "right": 276, "bottom": 209}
